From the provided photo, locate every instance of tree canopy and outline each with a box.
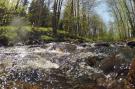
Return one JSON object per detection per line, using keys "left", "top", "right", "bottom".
{"left": 0, "top": 0, "right": 135, "bottom": 42}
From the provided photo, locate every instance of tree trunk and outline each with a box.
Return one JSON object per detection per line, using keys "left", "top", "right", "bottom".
{"left": 52, "top": 0, "right": 58, "bottom": 36}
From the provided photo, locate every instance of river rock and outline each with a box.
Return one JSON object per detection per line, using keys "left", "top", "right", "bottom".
{"left": 118, "top": 47, "right": 135, "bottom": 61}
{"left": 85, "top": 56, "right": 97, "bottom": 67}
{"left": 64, "top": 43, "right": 77, "bottom": 52}
{"left": 127, "top": 41, "right": 135, "bottom": 48}
{"left": 79, "top": 84, "right": 107, "bottom": 89}
{"left": 115, "top": 42, "right": 126, "bottom": 47}
{"left": 99, "top": 54, "right": 128, "bottom": 74}
{"left": 0, "top": 63, "right": 5, "bottom": 72}
{"left": 94, "top": 42, "right": 110, "bottom": 47}
{"left": 85, "top": 56, "right": 103, "bottom": 67}
{"left": 80, "top": 43, "right": 91, "bottom": 47}
{"left": 0, "top": 35, "right": 9, "bottom": 46}
{"left": 15, "top": 42, "right": 24, "bottom": 46}
{"left": 91, "top": 73, "right": 106, "bottom": 81}
{"left": 128, "top": 58, "right": 135, "bottom": 88}
{"left": 4, "top": 81, "right": 42, "bottom": 89}
{"left": 0, "top": 42, "right": 135, "bottom": 89}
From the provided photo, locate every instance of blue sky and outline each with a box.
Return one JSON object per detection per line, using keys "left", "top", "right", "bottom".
{"left": 95, "top": 1, "right": 113, "bottom": 25}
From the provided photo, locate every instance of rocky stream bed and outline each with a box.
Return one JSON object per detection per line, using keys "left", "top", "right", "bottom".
{"left": 0, "top": 42, "right": 135, "bottom": 89}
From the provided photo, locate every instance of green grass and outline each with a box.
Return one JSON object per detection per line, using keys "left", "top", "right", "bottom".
{"left": 0, "top": 26, "right": 55, "bottom": 44}
{"left": 41, "top": 35, "right": 53, "bottom": 41}
{"left": 0, "top": 26, "right": 16, "bottom": 30}
{"left": 0, "top": 26, "right": 99, "bottom": 45}
{"left": 57, "top": 30, "right": 68, "bottom": 34}
{"left": 34, "top": 27, "right": 52, "bottom": 32}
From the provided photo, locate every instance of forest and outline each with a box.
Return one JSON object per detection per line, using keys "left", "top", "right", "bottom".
{"left": 0, "top": 0, "right": 135, "bottom": 45}
{"left": 1, "top": 0, "right": 135, "bottom": 89}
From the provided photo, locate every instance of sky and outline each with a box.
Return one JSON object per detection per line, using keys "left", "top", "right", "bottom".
{"left": 95, "top": 1, "right": 113, "bottom": 25}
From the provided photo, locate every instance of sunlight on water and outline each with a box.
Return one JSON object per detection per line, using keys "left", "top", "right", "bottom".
{"left": 23, "top": 58, "right": 59, "bottom": 69}
{"left": 0, "top": 45, "right": 63, "bottom": 71}
{"left": 0, "top": 43, "right": 134, "bottom": 88}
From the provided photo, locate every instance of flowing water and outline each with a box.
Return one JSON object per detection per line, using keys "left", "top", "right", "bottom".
{"left": 0, "top": 42, "right": 135, "bottom": 89}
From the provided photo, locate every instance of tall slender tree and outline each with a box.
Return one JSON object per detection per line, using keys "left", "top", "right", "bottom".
{"left": 52, "top": 0, "right": 64, "bottom": 36}
{"left": 107, "top": 0, "right": 135, "bottom": 39}
{"left": 29, "top": 0, "right": 50, "bottom": 26}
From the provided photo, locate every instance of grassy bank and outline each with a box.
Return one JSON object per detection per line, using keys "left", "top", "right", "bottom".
{"left": 0, "top": 26, "right": 92, "bottom": 46}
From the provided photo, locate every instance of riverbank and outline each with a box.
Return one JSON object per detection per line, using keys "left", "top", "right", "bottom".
{"left": 2, "top": 26, "right": 134, "bottom": 47}
{"left": 0, "top": 26, "right": 94, "bottom": 46}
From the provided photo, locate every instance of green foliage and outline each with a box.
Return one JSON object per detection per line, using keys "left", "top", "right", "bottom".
{"left": 41, "top": 35, "right": 53, "bottom": 41}
{"left": 1, "top": 0, "right": 134, "bottom": 43}
{"left": 107, "top": 0, "right": 135, "bottom": 39}
{"left": 28, "top": 0, "right": 51, "bottom": 27}
{"left": 63, "top": 0, "right": 107, "bottom": 41}
{"left": 0, "top": 26, "right": 16, "bottom": 45}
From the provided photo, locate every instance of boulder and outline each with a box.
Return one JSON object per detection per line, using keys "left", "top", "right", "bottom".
{"left": 94, "top": 42, "right": 110, "bottom": 47}
{"left": 85, "top": 56, "right": 102, "bottom": 67}
{"left": 0, "top": 35, "right": 9, "bottom": 46}
{"left": 99, "top": 54, "right": 128, "bottom": 74}
{"left": 127, "top": 41, "right": 135, "bottom": 48}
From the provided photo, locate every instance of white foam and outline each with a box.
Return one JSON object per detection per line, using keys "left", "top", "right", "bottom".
{"left": 23, "top": 59, "right": 59, "bottom": 69}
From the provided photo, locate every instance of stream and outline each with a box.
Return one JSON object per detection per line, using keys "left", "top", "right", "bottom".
{"left": 0, "top": 42, "right": 135, "bottom": 89}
